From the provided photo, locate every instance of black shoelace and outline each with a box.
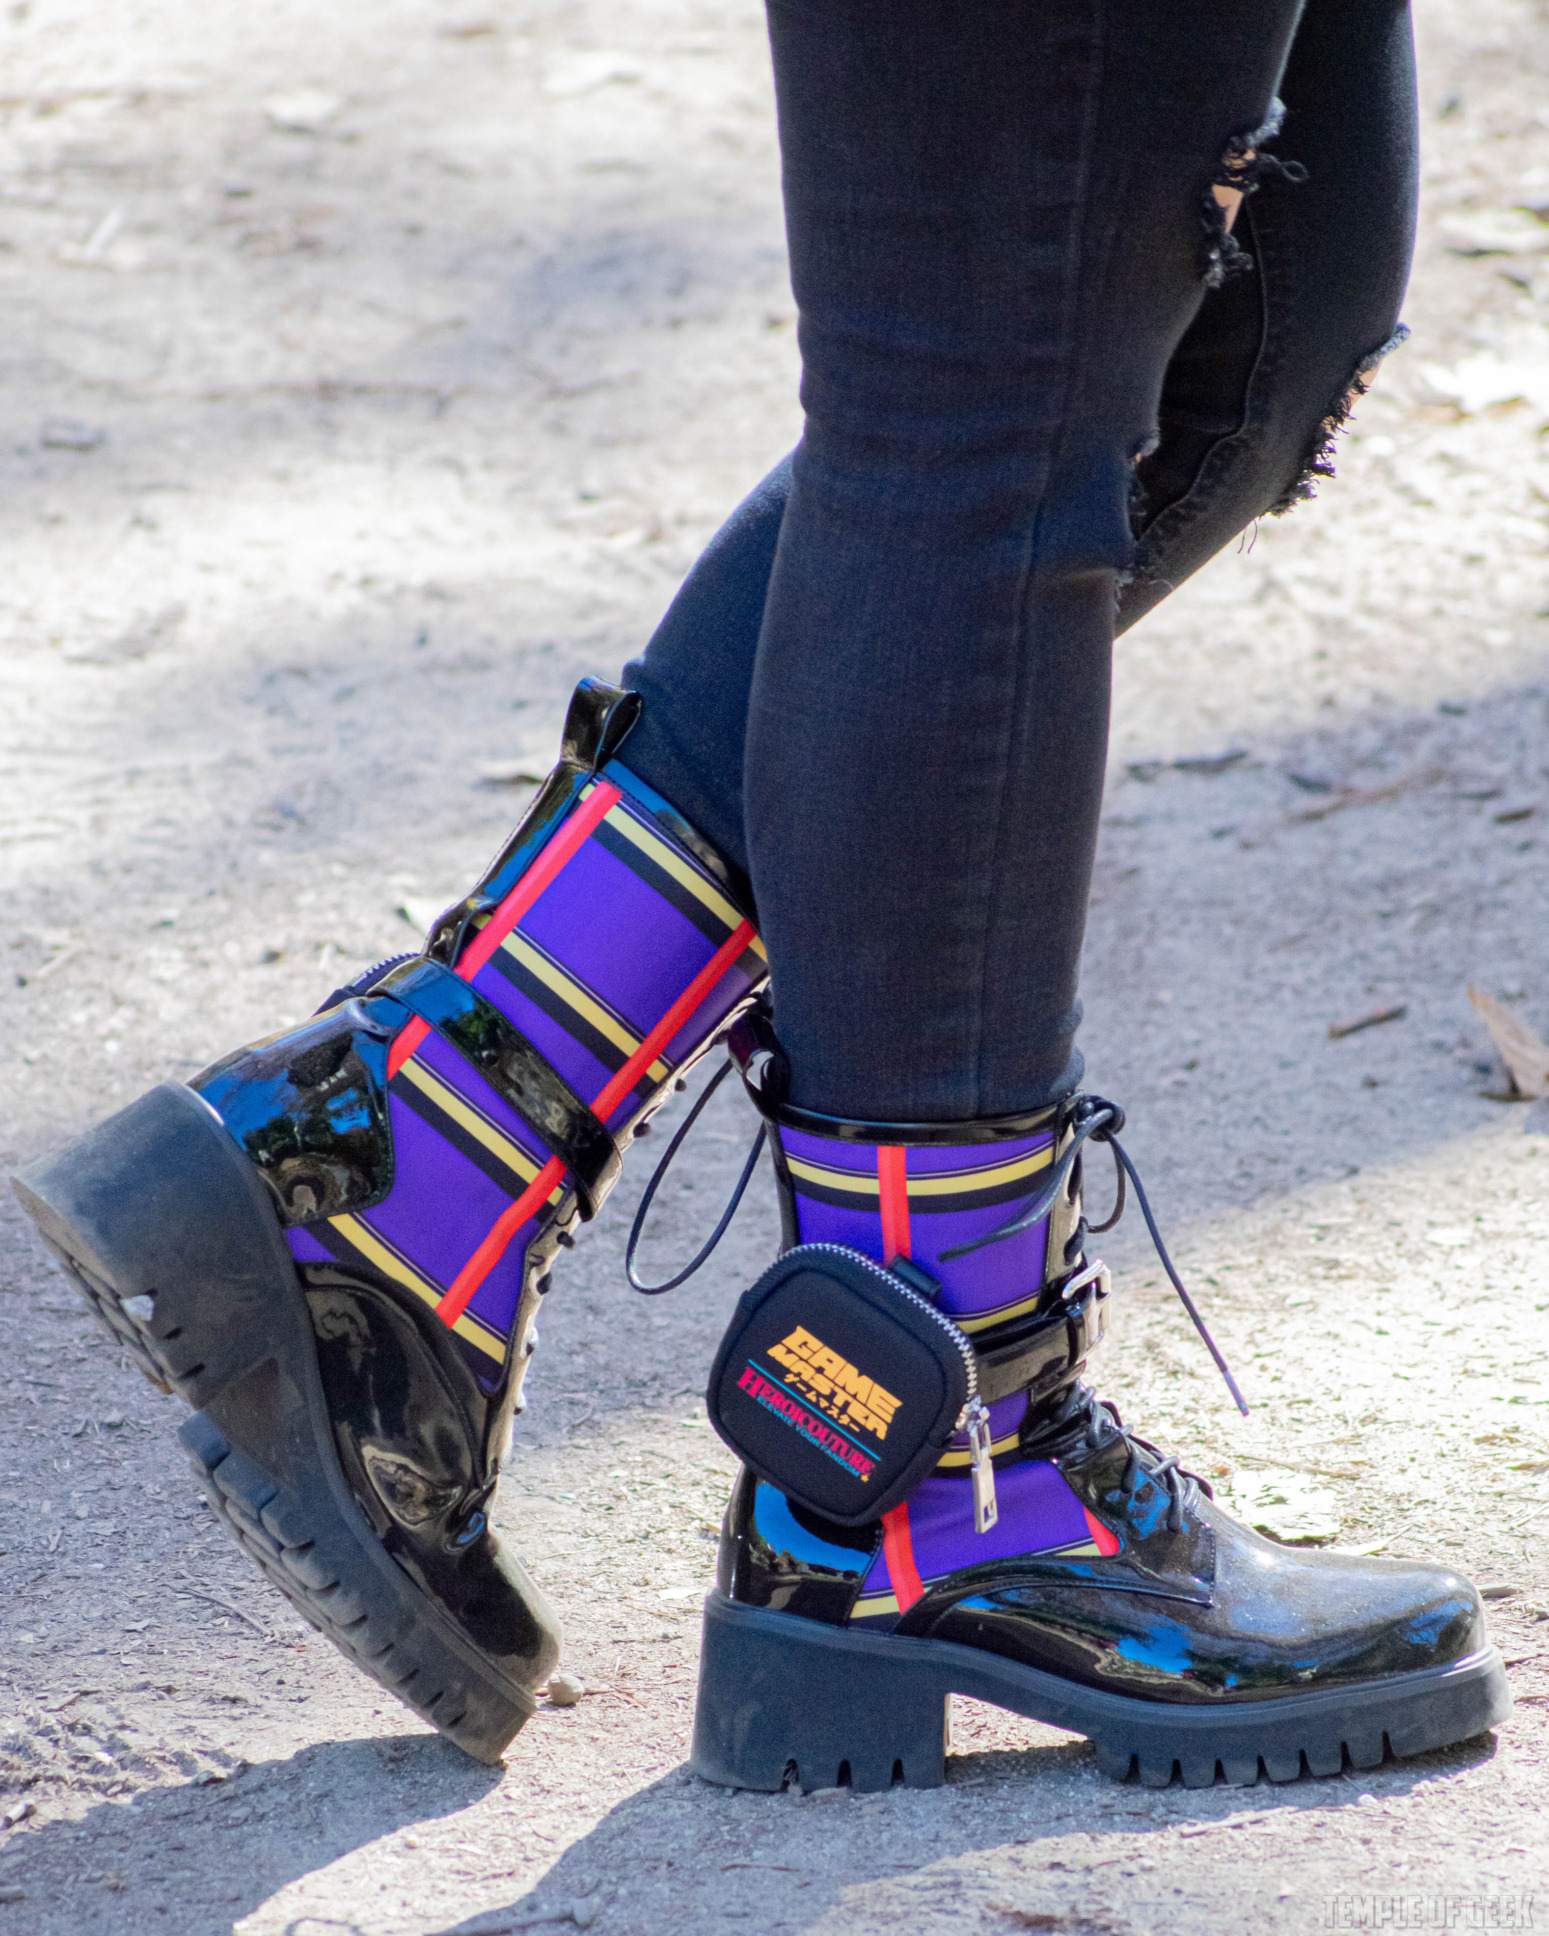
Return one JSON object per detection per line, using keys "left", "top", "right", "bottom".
{"left": 940, "top": 1093, "right": 1248, "bottom": 1417}
{"left": 625, "top": 1058, "right": 767, "bottom": 1294}
{"left": 1055, "top": 1384, "right": 1210, "bottom": 1535}
{"left": 627, "top": 1075, "right": 1249, "bottom": 1424}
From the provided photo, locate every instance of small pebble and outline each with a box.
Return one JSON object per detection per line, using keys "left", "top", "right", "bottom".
{"left": 811, "top": 1786, "right": 849, "bottom": 1803}
{"left": 545, "top": 1672, "right": 586, "bottom": 1707}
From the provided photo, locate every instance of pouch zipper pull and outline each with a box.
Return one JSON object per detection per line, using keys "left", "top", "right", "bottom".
{"left": 965, "top": 1398, "right": 998, "bottom": 1535}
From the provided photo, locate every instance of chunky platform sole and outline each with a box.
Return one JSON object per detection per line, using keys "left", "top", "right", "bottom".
{"left": 11, "top": 1082, "right": 556, "bottom": 1765}
{"left": 690, "top": 1591, "right": 1511, "bottom": 1793}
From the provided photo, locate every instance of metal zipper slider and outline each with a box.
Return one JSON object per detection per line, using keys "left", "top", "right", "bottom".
{"left": 965, "top": 1398, "right": 998, "bottom": 1535}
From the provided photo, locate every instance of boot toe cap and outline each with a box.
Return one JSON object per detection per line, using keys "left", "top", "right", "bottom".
{"left": 1215, "top": 1512, "right": 1487, "bottom": 1684}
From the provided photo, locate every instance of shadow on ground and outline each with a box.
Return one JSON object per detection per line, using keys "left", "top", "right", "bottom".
{"left": 0, "top": 1734, "right": 500, "bottom": 1936}
{"left": 428, "top": 1727, "right": 1501, "bottom": 1935}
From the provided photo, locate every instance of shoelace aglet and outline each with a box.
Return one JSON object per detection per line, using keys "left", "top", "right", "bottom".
{"left": 1178, "top": 1292, "right": 1250, "bottom": 1418}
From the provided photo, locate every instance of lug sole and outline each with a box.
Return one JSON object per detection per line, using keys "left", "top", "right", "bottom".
{"left": 11, "top": 1081, "right": 554, "bottom": 1765}
{"left": 690, "top": 1590, "right": 1512, "bottom": 1793}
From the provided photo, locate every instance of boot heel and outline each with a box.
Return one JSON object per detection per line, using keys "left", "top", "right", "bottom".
{"left": 691, "top": 1591, "right": 951, "bottom": 1793}
{"left": 11, "top": 1082, "right": 291, "bottom": 1407}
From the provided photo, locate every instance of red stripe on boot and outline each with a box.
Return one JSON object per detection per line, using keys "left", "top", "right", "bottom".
{"left": 437, "top": 1155, "right": 566, "bottom": 1326}
{"left": 590, "top": 919, "right": 757, "bottom": 1122}
{"left": 460, "top": 779, "right": 623, "bottom": 978}
{"left": 388, "top": 780, "right": 623, "bottom": 1083}
{"left": 386, "top": 1016, "right": 431, "bottom": 1081}
{"left": 878, "top": 1145, "right": 910, "bottom": 1265}
{"left": 1083, "top": 1507, "right": 1122, "bottom": 1556}
{"left": 881, "top": 1503, "right": 924, "bottom": 1612}
{"left": 436, "top": 915, "right": 759, "bottom": 1329}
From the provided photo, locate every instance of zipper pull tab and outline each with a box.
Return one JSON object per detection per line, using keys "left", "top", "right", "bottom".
{"left": 966, "top": 1398, "right": 998, "bottom": 1535}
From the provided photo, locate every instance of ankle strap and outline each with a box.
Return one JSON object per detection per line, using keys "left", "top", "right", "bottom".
{"left": 726, "top": 1005, "right": 1062, "bottom": 1141}
{"left": 970, "top": 1263, "right": 1109, "bottom": 1406}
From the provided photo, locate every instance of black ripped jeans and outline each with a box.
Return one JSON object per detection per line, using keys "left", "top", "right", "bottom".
{"left": 620, "top": 0, "right": 1417, "bottom": 1123}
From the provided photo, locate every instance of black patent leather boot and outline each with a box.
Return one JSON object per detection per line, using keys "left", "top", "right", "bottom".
{"left": 12, "top": 678, "right": 765, "bottom": 1762}
{"left": 690, "top": 1057, "right": 1510, "bottom": 1792}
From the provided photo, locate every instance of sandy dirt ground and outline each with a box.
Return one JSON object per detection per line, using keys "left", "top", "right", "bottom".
{"left": 3, "top": 0, "right": 1549, "bottom": 1930}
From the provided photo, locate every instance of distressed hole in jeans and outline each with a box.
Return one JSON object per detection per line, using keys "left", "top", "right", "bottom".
{"left": 1125, "top": 428, "right": 1162, "bottom": 543}
{"left": 1268, "top": 325, "right": 1411, "bottom": 516}
{"left": 1200, "top": 98, "right": 1308, "bottom": 290}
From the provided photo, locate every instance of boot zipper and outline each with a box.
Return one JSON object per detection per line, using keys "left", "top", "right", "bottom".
{"left": 963, "top": 1396, "right": 999, "bottom": 1535}
{"left": 795, "top": 1243, "right": 999, "bottom": 1536}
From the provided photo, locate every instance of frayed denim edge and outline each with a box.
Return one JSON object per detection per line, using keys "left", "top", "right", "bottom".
{"left": 1200, "top": 98, "right": 1309, "bottom": 291}
{"left": 1266, "top": 323, "right": 1411, "bottom": 516}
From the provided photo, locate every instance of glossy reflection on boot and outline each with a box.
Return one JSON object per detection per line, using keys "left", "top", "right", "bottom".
{"left": 905, "top": 1415, "right": 1483, "bottom": 1702}
{"left": 175, "top": 681, "right": 769, "bottom": 1718}
{"left": 719, "top": 1468, "right": 876, "bottom": 1623}
{"left": 305, "top": 1266, "right": 556, "bottom": 1677}
{"left": 15, "top": 679, "right": 766, "bottom": 1755}
{"left": 724, "top": 1085, "right": 1491, "bottom": 1718}
{"left": 194, "top": 1001, "right": 397, "bottom": 1225}
{"left": 725, "top": 1411, "right": 1485, "bottom": 1706}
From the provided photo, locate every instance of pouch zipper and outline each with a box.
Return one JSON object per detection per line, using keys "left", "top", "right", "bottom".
{"left": 796, "top": 1243, "right": 999, "bottom": 1535}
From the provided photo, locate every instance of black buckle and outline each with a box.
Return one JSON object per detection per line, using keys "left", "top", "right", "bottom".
{"left": 972, "top": 1266, "right": 1110, "bottom": 1406}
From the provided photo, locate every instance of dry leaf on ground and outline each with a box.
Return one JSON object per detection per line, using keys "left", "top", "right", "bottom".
{"left": 1288, "top": 765, "right": 1446, "bottom": 823}
{"left": 1468, "top": 984, "right": 1549, "bottom": 1098}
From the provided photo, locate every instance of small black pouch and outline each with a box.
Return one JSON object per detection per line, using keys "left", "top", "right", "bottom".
{"left": 706, "top": 1244, "right": 975, "bottom": 1527}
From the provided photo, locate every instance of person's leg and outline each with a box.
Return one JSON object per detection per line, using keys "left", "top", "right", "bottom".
{"left": 1123, "top": 0, "right": 1419, "bottom": 621}
{"left": 622, "top": 0, "right": 1419, "bottom": 891}
{"left": 621, "top": 456, "right": 792, "bottom": 882}
{"left": 742, "top": 0, "right": 1302, "bottom": 1123}
{"left": 685, "top": 0, "right": 1505, "bottom": 1792}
